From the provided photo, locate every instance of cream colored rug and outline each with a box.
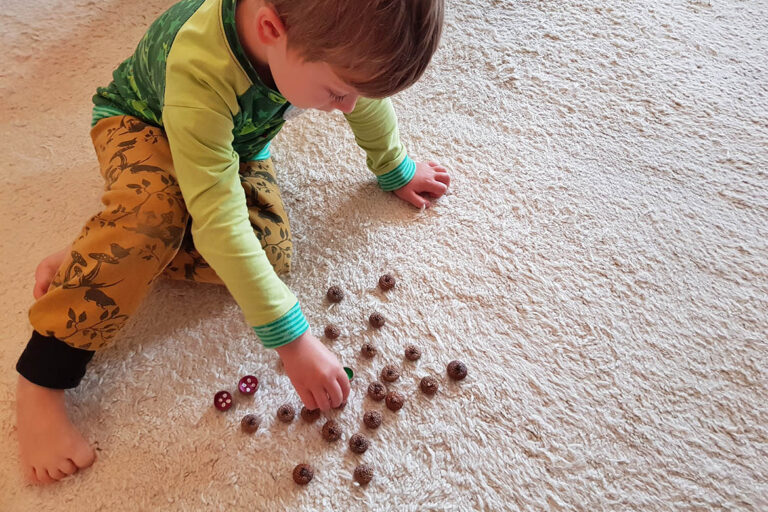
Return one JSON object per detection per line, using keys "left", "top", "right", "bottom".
{"left": 2, "top": 0, "right": 767, "bottom": 510}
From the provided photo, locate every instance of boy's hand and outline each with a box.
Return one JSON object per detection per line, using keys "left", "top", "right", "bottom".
{"left": 393, "top": 161, "right": 451, "bottom": 208}
{"left": 274, "top": 331, "right": 351, "bottom": 411}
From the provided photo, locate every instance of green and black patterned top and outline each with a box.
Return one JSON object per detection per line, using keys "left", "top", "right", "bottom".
{"left": 91, "top": 0, "right": 416, "bottom": 347}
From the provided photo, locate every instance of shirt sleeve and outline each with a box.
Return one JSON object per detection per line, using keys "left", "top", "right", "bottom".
{"left": 162, "top": 104, "right": 308, "bottom": 348}
{"left": 343, "top": 97, "right": 416, "bottom": 191}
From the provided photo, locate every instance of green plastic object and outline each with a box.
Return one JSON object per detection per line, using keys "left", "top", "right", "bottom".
{"left": 344, "top": 367, "right": 354, "bottom": 380}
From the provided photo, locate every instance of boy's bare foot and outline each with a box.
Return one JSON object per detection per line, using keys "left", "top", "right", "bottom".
{"left": 33, "top": 244, "right": 71, "bottom": 299}
{"left": 16, "top": 375, "right": 96, "bottom": 484}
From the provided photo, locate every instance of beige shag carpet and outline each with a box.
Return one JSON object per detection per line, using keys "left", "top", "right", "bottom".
{"left": 1, "top": 0, "right": 767, "bottom": 510}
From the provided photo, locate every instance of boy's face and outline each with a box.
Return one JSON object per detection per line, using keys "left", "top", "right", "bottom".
{"left": 238, "top": 0, "right": 363, "bottom": 113}
{"left": 268, "top": 45, "right": 361, "bottom": 113}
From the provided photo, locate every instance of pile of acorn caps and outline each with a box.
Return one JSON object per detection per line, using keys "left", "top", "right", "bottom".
{"left": 213, "top": 273, "right": 468, "bottom": 487}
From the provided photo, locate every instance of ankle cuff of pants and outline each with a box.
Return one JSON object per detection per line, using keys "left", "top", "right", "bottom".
{"left": 16, "top": 331, "right": 95, "bottom": 389}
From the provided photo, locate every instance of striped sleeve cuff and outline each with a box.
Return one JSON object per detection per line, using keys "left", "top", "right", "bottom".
{"left": 247, "top": 141, "right": 272, "bottom": 161}
{"left": 91, "top": 105, "right": 129, "bottom": 127}
{"left": 252, "top": 302, "right": 309, "bottom": 348}
{"left": 376, "top": 155, "right": 416, "bottom": 192}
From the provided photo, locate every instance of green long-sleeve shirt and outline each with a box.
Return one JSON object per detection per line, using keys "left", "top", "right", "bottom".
{"left": 91, "top": 0, "right": 416, "bottom": 346}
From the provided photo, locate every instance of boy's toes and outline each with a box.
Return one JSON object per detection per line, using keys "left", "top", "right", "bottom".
{"left": 22, "top": 465, "right": 38, "bottom": 485}
{"left": 71, "top": 443, "right": 96, "bottom": 470}
{"left": 58, "top": 459, "right": 79, "bottom": 476}
{"left": 48, "top": 467, "right": 68, "bottom": 481}
{"left": 33, "top": 466, "right": 55, "bottom": 484}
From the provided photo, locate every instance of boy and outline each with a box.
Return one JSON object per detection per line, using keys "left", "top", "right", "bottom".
{"left": 15, "top": 0, "right": 449, "bottom": 485}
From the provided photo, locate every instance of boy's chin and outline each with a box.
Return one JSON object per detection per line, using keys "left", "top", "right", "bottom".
{"left": 284, "top": 98, "right": 325, "bottom": 111}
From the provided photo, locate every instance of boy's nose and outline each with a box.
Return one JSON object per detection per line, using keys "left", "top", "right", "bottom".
{"left": 337, "top": 95, "right": 358, "bottom": 114}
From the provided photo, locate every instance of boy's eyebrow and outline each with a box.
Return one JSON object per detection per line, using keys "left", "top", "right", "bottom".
{"left": 327, "top": 86, "right": 347, "bottom": 96}
{"left": 328, "top": 82, "right": 357, "bottom": 97}
{"left": 328, "top": 70, "right": 362, "bottom": 96}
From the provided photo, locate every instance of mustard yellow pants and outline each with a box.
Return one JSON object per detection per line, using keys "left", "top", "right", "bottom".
{"left": 28, "top": 115, "right": 292, "bottom": 351}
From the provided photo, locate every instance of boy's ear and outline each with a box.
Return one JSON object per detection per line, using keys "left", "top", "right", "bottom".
{"left": 255, "top": 5, "right": 286, "bottom": 45}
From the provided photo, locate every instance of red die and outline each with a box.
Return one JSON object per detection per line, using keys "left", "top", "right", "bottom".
{"left": 238, "top": 375, "right": 259, "bottom": 395}
{"left": 214, "top": 391, "right": 233, "bottom": 411}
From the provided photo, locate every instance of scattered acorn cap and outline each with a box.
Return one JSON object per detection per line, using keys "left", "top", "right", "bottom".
{"left": 369, "top": 312, "right": 386, "bottom": 329}
{"left": 420, "top": 376, "right": 439, "bottom": 396}
{"left": 277, "top": 403, "right": 296, "bottom": 423}
{"left": 361, "top": 343, "right": 377, "bottom": 359}
{"left": 321, "top": 419, "right": 342, "bottom": 442}
{"left": 380, "top": 365, "right": 400, "bottom": 383}
{"left": 240, "top": 414, "right": 261, "bottom": 433}
{"left": 326, "top": 286, "right": 344, "bottom": 303}
{"left": 378, "top": 274, "right": 396, "bottom": 291}
{"left": 349, "top": 433, "right": 370, "bottom": 454}
{"left": 324, "top": 324, "right": 340, "bottom": 340}
{"left": 404, "top": 345, "right": 421, "bottom": 361}
{"left": 300, "top": 407, "right": 320, "bottom": 423}
{"left": 367, "top": 381, "right": 387, "bottom": 401}
{"left": 293, "top": 464, "right": 314, "bottom": 485}
{"left": 447, "top": 360, "right": 468, "bottom": 381}
{"left": 385, "top": 391, "right": 405, "bottom": 412}
{"left": 363, "top": 410, "right": 382, "bottom": 429}
{"left": 354, "top": 464, "right": 374, "bottom": 485}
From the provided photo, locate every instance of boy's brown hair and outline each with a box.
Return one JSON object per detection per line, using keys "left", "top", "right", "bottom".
{"left": 270, "top": 0, "right": 444, "bottom": 98}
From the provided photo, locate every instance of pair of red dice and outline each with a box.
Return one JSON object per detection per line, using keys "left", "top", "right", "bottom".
{"left": 214, "top": 375, "right": 259, "bottom": 411}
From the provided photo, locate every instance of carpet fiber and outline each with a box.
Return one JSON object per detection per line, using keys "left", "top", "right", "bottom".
{"left": 1, "top": 0, "right": 766, "bottom": 510}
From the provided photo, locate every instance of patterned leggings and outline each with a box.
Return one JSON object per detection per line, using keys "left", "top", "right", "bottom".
{"left": 28, "top": 115, "right": 292, "bottom": 351}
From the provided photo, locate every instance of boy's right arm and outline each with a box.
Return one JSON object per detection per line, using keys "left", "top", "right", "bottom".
{"left": 162, "top": 103, "right": 349, "bottom": 410}
{"left": 163, "top": 104, "right": 303, "bottom": 343}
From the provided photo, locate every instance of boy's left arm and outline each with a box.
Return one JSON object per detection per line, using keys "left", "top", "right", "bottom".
{"left": 343, "top": 97, "right": 450, "bottom": 208}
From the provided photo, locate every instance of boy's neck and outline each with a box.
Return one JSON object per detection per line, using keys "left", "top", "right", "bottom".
{"left": 235, "top": 0, "right": 277, "bottom": 90}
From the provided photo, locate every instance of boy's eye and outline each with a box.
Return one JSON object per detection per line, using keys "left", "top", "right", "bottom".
{"left": 329, "top": 91, "right": 347, "bottom": 103}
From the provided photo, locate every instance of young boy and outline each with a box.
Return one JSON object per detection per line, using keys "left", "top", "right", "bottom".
{"left": 15, "top": 0, "right": 449, "bottom": 485}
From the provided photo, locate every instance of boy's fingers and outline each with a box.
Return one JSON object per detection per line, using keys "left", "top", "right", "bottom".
{"left": 33, "top": 270, "right": 47, "bottom": 299}
{"left": 428, "top": 161, "right": 449, "bottom": 173}
{"left": 297, "top": 387, "right": 318, "bottom": 410}
{"left": 312, "top": 388, "right": 331, "bottom": 411}
{"left": 326, "top": 379, "right": 343, "bottom": 409}
{"left": 434, "top": 172, "right": 450, "bottom": 186}
{"left": 410, "top": 190, "right": 430, "bottom": 208}
{"left": 427, "top": 180, "right": 448, "bottom": 197}
{"left": 337, "top": 373, "right": 351, "bottom": 400}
